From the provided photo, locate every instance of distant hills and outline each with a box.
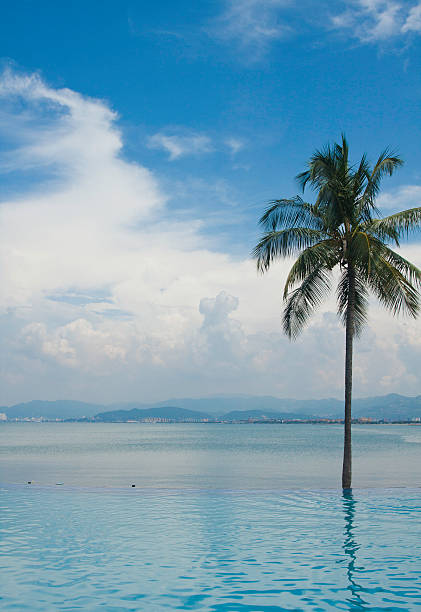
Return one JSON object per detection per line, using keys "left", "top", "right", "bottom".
{"left": 112, "top": 395, "right": 346, "bottom": 417}
{"left": 96, "top": 406, "right": 212, "bottom": 422}
{"left": 3, "top": 400, "right": 103, "bottom": 419}
{"left": 351, "top": 394, "right": 421, "bottom": 421}
{"left": 2, "top": 393, "right": 421, "bottom": 422}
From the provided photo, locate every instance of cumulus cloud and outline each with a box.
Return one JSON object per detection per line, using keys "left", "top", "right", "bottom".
{"left": 198, "top": 291, "right": 244, "bottom": 362}
{"left": 0, "top": 69, "right": 420, "bottom": 405}
{"left": 148, "top": 129, "right": 213, "bottom": 160}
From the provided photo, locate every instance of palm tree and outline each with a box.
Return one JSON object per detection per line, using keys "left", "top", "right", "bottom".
{"left": 253, "top": 136, "right": 421, "bottom": 489}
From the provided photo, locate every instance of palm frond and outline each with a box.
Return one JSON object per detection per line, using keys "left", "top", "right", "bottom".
{"left": 350, "top": 155, "right": 370, "bottom": 211}
{"left": 297, "top": 139, "right": 356, "bottom": 229}
{"left": 370, "top": 207, "right": 421, "bottom": 239}
{"left": 362, "top": 248, "right": 420, "bottom": 318}
{"left": 379, "top": 245, "right": 421, "bottom": 288}
{"left": 364, "top": 218, "right": 400, "bottom": 246}
{"left": 354, "top": 153, "right": 370, "bottom": 190}
{"left": 349, "top": 231, "right": 372, "bottom": 270}
{"left": 283, "top": 265, "right": 332, "bottom": 339}
{"left": 283, "top": 240, "right": 340, "bottom": 298}
{"left": 350, "top": 235, "right": 420, "bottom": 317}
{"left": 361, "top": 237, "right": 421, "bottom": 286}
{"left": 296, "top": 144, "right": 338, "bottom": 193}
{"left": 258, "top": 197, "right": 323, "bottom": 231}
{"left": 362, "top": 149, "right": 403, "bottom": 204}
{"left": 253, "top": 228, "right": 327, "bottom": 272}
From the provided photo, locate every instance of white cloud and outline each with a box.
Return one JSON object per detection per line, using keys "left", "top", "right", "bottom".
{"left": 225, "top": 137, "right": 245, "bottom": 154}
{"left": 402, "top": 1, "right": 421, "bottom": 31}
{"left": 0, "top": 69, "right": 420, "bottom": 405}
{"left": 376, "top": 184, "right": 421, "bottom": 209}
{"left": 363, "top": 0, "right": 402, "bottom": 40}
{"left": 211, "top": 0, "right": 291, "bottom": 54}
{"left": 148, "top": 130, "right": 213, "bottom": 160}
{"left": 331, "top": 0, "right": 418, "bottom": 42}
{"left": 210, "top": 0, "right": 420, "bottom": 52}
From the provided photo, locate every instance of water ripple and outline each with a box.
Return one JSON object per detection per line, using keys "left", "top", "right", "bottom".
{"left": 0, "top": 487, "right": 420, "bottom": 610}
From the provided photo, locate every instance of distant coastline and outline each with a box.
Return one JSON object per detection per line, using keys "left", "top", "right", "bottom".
{"left": 1, "top": 393, "right": 420, "bottom": 424}
{"left": 4, "top": 418, "right": 421, "bottom": 425}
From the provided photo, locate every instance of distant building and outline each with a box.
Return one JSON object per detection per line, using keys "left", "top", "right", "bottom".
{"left": 0, "top": 413, "right": 7, "bottom": 421}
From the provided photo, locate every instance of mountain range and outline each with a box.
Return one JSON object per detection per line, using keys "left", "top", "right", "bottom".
{"left": 2, "top": 393, "right": 421, "bottom": 421}
{"left": 96, "top": 406, "right": 212, "bottom": 422}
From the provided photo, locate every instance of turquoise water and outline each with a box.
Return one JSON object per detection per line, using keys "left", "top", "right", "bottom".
{"left": 1, "top": 486, "right": 420, "bottom": 610}
{"left": 1, "top": 424, "right": 421, "bottom": 610}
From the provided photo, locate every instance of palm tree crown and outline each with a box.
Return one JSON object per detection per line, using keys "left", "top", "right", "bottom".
{"left": 253, "top": 136, "right": 421, "bottom": 489}
{"left": 254, "top": 136, "right": 421, "bottom": 339}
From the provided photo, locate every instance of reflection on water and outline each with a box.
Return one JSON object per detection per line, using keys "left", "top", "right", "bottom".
{"left": 342, "top": 490, "right": 369, "bottom": 610}
{"left": 1, "top": 486, "right": 421, "bottom": 611}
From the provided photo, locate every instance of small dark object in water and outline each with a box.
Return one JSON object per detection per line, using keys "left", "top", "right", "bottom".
{"left": 56, "top": 482, "right": 63, "bottom": 486}
{"left": 27, "top": 481, "right": 32, "bottom": 484}
{"left": 131, "top": 484, "right": 136, "bottom": 487}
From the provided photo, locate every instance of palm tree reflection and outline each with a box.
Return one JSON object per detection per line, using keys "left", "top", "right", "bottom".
{"left": 342, "top": 490, "right": 368, "bottom": 609}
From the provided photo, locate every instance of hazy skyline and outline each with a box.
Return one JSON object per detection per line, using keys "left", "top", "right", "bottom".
{"left": 0, "top": 1, "right": 420, "bottom": 404}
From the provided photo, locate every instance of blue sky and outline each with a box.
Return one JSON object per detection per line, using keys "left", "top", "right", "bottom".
{"left": 0, "top": 0, "right": 420, "bottom": 404}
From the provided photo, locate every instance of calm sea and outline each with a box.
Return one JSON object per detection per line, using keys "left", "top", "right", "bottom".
{"left": 1, "top": 423, "right": 420, "bottom": 610}
{"left": 1, "top": 422, "right": 421, "bottom": 488}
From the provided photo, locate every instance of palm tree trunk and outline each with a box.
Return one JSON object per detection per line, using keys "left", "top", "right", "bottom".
{"left": 342, "top": 263, "right": 355, "bottom": 490}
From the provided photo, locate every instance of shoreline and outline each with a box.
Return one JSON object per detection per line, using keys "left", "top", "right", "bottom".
{"left": 2, "top": 419, "right": 421, "bottom": 425}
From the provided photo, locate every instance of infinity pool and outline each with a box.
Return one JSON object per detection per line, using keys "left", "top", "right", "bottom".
{"left": 1, "top": 486, "right": 420, "bottom": 610}
{"left": 1, "top": 424, "right": 421, "bottom": 609}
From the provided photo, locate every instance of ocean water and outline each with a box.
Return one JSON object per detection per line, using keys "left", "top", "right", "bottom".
{"left": 1, "top": 422, "right": 421, "bottom": 489}
{"left": 1, "top": 424, "right": 421, "bottom": 610}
